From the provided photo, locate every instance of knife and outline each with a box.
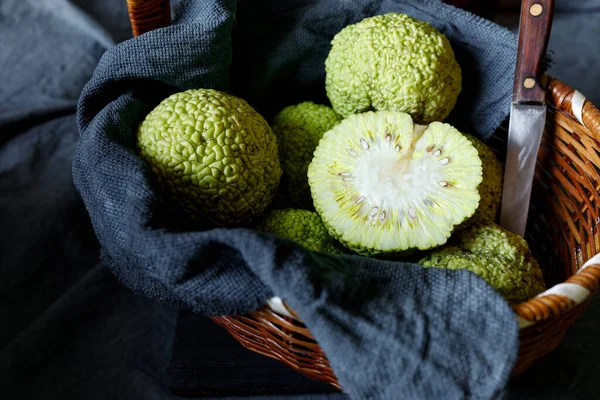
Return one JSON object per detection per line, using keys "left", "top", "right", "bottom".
{"left": 500, "top": 0, "right": 554, "bottom": 237}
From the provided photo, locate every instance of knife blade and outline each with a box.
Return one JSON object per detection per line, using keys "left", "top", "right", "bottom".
{"left": 500, "top": 104, "right": 546, "bottom": 236}
{"left": 499, "top": 0, "right": 554, "bottom": 237}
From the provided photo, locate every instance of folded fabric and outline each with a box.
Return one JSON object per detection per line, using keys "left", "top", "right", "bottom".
{"left": 73, "top": 0, "right": 520, "bottom": 398}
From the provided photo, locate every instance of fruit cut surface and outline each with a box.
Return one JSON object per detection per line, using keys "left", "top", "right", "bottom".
{"left": 308, "top": 111, "right": 482, "bottom": 254}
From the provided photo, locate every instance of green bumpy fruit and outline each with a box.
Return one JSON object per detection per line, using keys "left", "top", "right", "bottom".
{"left": 137, "top": 89, "right": 282, "bottom": 227}
{"left": 271, "top": 102, "right": 342, "bottom": 210}
{"left": 256, "top": 209, "right": 345, "bottom": 254}
{"left": 325, "top": 12, "right": 462, "bottom": 124}
{"left": 419, "top": 223, "right": 546, "bottom": 304}
{"left": 461, "top": 133, "right": 504, "bottom": 225}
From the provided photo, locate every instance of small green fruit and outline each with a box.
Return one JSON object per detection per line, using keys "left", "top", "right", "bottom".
{"left": 325, "top": 12, "right": 462, "bottom": 124}
{"left": 256, "top": 209, "right": 345, "bottom": 254}
{"left": 461, "top": 133, "right": 504, "bottom": 226}
{"left": 137, "top": 89, "right": 282, "bottom": 227}
{"left": 271, "top": 101, "right": 342, "bottom": 210}
{"left": 419, "top": 222, "right": 546, "bottom": 304}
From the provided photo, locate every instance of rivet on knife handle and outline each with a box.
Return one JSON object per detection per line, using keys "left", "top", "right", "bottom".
{"left": 513, "top": 0, "right": 554, "bottom": 104}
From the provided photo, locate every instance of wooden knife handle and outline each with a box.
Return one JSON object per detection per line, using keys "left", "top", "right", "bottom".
{"left": 513, "top": 0, "right": 554, "bottom": 104}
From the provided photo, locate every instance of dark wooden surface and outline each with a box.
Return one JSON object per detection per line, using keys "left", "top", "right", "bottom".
{"left": 513, "top": 0, "right": 555, "bottom": 104}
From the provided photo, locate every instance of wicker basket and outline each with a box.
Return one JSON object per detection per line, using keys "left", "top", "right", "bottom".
{"left": 126, "top": 0, "right": 600, "bottom": 389}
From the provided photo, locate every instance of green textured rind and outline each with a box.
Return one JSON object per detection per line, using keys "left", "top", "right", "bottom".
{"left": 255, "top": 209, "right": 345, "bottom": 254}
{"left": 137, "top": 89, "right": 282, "bottom": 227}
{"left": 271, "top": 102, "right": 342, "bottom": 210}
{"left": 325, "top": 12, "right": 462, "bottom": 124}
{"left": 419, "top": 223, "right": 546, "bottom": 304}
{"left": 307, "top": 110, "right": 482, "bottom": 256}
{"left": 460, "top": 133, "right": 504, "bottom": 225}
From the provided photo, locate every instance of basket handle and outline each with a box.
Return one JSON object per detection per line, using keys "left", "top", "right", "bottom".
{"left": 126, "top": 0, "right": 172, "bottom": 37}
{"left": 545, "top": 76, "right": 600, "bottom": 141}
